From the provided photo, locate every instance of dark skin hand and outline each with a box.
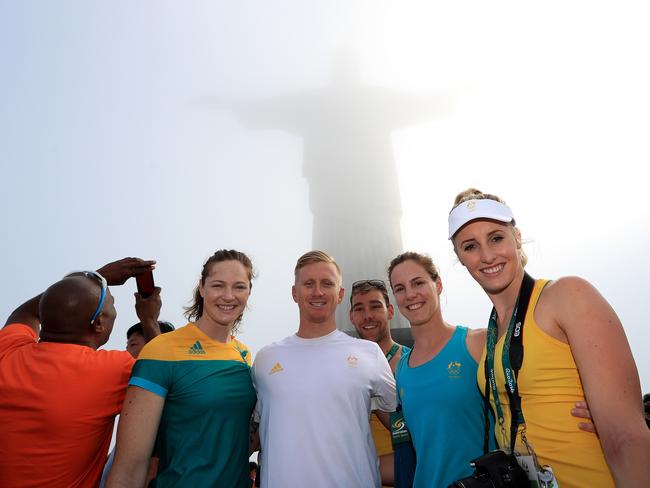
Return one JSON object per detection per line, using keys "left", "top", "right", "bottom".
{"left": 4, "top": 257, "right": 156, "bottom": 332}
{"left": 135, "top": 287, "right": 162, "bottom": 343}
{"left": 98, "top": 257, "right": 156, "bottom": 286}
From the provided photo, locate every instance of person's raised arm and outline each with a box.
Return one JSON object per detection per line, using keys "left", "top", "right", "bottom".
{"left": 550, "top": 277, "right": 650, "bottom": 485}
{"left": 4, "top": 257, "right": 156, "bottom": 336}
{"left": 4, "top": 294, "right": 43, "bottom": 333}
{"left": 134, "top": 287, "right": 162, "bottom": 343}
{"left": 97, "top": 257, "right": 156, "bottom": 286}
{"left": 105, "top": 386, "right": 165, "bottom": 488}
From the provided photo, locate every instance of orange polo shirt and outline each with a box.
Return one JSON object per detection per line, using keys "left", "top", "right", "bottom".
{"left": 0, "top": 323, "right": 134, "bottom": 488}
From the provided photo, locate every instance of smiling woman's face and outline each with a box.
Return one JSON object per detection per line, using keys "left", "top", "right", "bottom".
{"left": 453, "top": 219, "right": 522, "bottom": 295}
{"left": 199, "top": 260, "right": 251, "bottom": 329}
{"left": 390, "top": 259, "right": 441, "bottom": 327}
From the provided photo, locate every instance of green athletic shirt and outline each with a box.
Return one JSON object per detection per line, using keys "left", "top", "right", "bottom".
{"left": 129, "top": 323, "right": 256, "bottom": 488}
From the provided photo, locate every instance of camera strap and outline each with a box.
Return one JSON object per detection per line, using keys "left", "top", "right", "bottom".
{"left": 483, "top": 272, "right": 535, "bottom": 454}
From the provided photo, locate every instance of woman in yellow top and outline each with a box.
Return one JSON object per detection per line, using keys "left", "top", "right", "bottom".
{"left": 448, "top": 188, "right": 650, "bottom": 487}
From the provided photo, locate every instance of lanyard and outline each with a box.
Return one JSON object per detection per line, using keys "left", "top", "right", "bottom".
{"left": 483, "top": 273, "right": 535, "bottom": 454}
{"left": 385, "top": 343, "right": 400, "bottom": 362}
{"left": 386, "top": 342, "right": 412, "bottom": 446}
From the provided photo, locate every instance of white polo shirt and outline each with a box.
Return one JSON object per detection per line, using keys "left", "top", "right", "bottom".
{"left": 253, "top": 329, "right": 396, "bottom": 488}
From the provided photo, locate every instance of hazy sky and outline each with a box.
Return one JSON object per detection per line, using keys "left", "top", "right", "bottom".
{"left": 2, "top": 1, "right": 649, "bottom": 392}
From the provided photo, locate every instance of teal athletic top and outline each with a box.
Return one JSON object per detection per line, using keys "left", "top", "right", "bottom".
{"left": 396, "top": 325, "right": 495, "bottom": 488}
{"left": 129, "top": 323, "right": 256, "bottom": 488}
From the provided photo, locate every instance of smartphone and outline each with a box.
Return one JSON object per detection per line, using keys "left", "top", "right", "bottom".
{"left": 136, "top": 271, "right": 155, "bottom": 298}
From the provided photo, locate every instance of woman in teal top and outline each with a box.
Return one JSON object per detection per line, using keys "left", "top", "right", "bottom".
{"left": 389, "top": 252, "right": 490, "bottom": 488}
{"left": 388, "top": 251, "right": 601, "bottom": 488}
{"left": 106, "top": 250, "right": 257, "bottom": 488}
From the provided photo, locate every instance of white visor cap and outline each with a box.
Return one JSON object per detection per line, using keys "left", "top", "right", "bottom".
{"left": 448, "top": 199, "right": 514, "bottom": 239}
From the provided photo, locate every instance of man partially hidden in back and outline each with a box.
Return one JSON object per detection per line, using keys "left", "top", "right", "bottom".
{"left": 126, "top": 320, "right": 175, "bottom": 358}
{"left": 349, "top": 279, "right": 415, "bottom": 488}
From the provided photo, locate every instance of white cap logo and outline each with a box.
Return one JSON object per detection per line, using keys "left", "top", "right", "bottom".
{"left": 448, "top": 198, "right": 514, "bottom": 239}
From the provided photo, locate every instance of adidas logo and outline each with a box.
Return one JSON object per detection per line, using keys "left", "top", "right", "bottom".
{"left": 188, "top": 340, "right": 206, "bottom": 355}
{"left": 269, "top": 362, "right": 284, "bottom": 374}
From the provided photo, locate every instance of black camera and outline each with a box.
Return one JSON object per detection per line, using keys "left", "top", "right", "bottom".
{"left": 448, "top": 450, "right": 530, "bottom": 488}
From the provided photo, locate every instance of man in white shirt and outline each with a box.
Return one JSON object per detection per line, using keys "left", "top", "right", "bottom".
{"left": 253, "top": 250, "right": 396, "bottom": 488}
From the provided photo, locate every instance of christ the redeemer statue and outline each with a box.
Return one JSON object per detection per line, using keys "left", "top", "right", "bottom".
{"left": 201, "top": 50, "right": 451, "bottom": 330}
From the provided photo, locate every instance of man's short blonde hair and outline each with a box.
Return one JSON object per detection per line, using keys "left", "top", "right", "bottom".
{"left": 294, "top": 250, "right": 342, "bottom": 282}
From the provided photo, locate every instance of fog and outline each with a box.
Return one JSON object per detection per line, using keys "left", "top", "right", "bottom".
{"left": 2, "top": 1, "right": 649, "bottom": 392}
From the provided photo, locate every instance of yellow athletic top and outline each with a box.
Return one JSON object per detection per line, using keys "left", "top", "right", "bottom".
{"left": 370, "top": 412, "right": 393, "bottom": 456}
{"left": 370, "top": 413, "right": 392, "bottom": 488}
{"left": 477, "top": 279, "right": 614, "bottom": 488}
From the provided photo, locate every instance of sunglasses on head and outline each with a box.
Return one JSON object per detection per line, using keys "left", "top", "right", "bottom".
{"left": 64, "top": 271, "right": 108, "bottom": 325}
{"left": 351, "top": 279, "right": 387, "bottom": 291}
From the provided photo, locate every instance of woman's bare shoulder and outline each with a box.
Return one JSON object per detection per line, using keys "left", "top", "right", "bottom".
{"left": 465, "top": 327, "right": 487, "bottom": 362}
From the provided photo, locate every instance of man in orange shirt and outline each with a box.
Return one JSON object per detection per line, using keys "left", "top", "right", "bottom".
{"left": 0, "top": 257, "right": 161, "bottom": 488}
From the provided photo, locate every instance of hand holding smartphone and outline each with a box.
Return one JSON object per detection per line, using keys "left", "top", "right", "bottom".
{"left": 136, "top": 271, "right": 155, "bottom": 298}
